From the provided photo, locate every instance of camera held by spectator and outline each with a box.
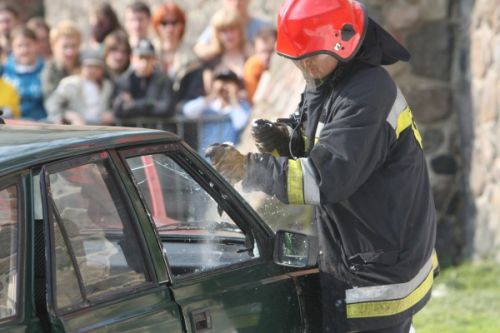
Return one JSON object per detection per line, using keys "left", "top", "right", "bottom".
{"left": 182, "top": 68, "right": 251, "bottom": 155}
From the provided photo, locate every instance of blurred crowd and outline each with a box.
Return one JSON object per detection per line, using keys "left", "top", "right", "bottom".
{"left": 0, "top": 0, "right": 276, "bottom": 152}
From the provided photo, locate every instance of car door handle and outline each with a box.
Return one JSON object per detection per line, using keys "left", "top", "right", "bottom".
{"left": 192, "top": 309, "right": 212, "bottom": 332}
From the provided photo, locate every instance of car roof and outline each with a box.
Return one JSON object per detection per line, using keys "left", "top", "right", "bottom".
{"left": 0, "top": 123, "right": 180, "bottom": 175}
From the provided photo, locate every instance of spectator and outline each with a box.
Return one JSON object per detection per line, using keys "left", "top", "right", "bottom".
{"left": 3, "top": 26, "right": 46, "bottom": 121}
{"left": 124, "top": 1, "right": 151, "bottom": 48}
{"left": 45, "top": 49, "right": 114, "bottom": 125}
{"left": 103, "top": 30, "right": 131, "bottom": 82}
{"left": 0, "top": 3, "right": 20, "bottom": 62}
{"left": 194, "top": 0, "right": 271, "bottom": 61}
{"left": 182, "top": 68, "right": 250, "bottom": 154}
{"left": 113, "top": 39, "right": 175, "bottom": 119}
{"left": 27, "top": 17, "right": 52, "bottom": 60}
{"left": 243, "top": 27, "right": 276, "bottom": 104}
{"left": 89, "top": 3, "right": 121, "bottom": 49}
{"left": 151, "top": 1, "right": 203, "bottom": 103}
{"left": 201, "top": 7, "right": 248, "bottom": 95}
{"left": 0, "top": 63, "right": 20, "bottom": 119}
{"left": 41, "top": 20, "right": 81, "bottom": 98}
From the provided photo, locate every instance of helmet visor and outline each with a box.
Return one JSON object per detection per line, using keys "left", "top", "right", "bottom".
{"left": 292, "top": 53, "right": 340, "bottom": 87}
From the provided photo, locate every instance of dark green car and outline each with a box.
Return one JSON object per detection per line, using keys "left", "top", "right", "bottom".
{"left": 0, "top": 123, "right": 320, "bottom": 333}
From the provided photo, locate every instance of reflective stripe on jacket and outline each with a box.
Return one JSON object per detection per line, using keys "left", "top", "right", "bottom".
{"left": 286, "top": 86, "right": 423, "bottom": 205}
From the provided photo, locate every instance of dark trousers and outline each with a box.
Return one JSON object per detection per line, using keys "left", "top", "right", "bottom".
{"left": 362, "top": 317, "right": 412, "bottom": 333}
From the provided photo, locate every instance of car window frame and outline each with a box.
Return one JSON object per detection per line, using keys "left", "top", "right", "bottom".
{"left": 119, "top": 143, "right": 275, "bottom": 281}
{"left": 107, "top": 150, "right": 170, "bottom": 285}
{"left": 0, "top": 174, "right": 25, "bottom": 325}
{"left": 40, "top": 151, "right": 157, "bottom": 315}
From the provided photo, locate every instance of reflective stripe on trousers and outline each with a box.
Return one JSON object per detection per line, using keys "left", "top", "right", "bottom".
{"left": 346, "top": 252, "right": 438, "bottom": 319}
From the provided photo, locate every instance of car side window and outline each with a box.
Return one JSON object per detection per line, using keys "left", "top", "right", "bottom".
{"left": 46, "top": 157, "right": 150, "bottom": 311}
{"left": 0, "top": 183, "right": 19, "bottom": 319}
{"left": 125, "top": 153, "right": 259, "bottom": 278}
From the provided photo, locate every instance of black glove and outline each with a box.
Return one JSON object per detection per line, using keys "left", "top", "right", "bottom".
{"left": 251, "top": 119, "right": 291, "bottom": 156}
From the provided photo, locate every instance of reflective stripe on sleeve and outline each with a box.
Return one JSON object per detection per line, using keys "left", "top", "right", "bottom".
{"left": 386, "top": 88, "right": 407, "bottom": 130}
{"left": 397, "top": 108, "right": 423, "bottom": 148}
{"left": 346, "top": 252, "right": 438, "bottom": 319}
{"left": 287, "top": 159, "right": 304, "bottom": 204}
{"left": 287, "top": 158, "right": 321, "bottom": 205}
{"left": 300, "top": 158, "right": 321, "bottom": 205}
{"left": 386, "top": 88, "right": 423, "bottom": 148}
{"left": 315, "top": 122, "right": 325, "bottom": 138}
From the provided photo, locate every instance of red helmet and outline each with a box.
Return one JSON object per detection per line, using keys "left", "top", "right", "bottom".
{"left": 276, "top": 0, "right": 367, "bottom": 61}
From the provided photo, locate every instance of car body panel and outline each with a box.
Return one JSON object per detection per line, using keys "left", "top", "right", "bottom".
{"left": 56, "top": 288, "right": 183, "bottom": 332}
{"left": 170, "top": 262, "right": 304, "bottom": 333}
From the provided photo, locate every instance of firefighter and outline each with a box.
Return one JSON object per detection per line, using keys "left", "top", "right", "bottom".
{"left": 206, "top": 0, "right": 438, "bottom": 332}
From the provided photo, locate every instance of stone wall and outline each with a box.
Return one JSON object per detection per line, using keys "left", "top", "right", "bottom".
{"left": 469, "top": 0, "right": 500, "bottom": 261}
{"left": 3, "top": 0, "right": 43, "bottom": 20}
{"left": 43, "top": 0, "right": 279, "bottom": 47}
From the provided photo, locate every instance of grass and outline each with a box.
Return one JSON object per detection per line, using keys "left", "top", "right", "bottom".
{"left": 413, "top": 261, "right": 500, "bottom": 332}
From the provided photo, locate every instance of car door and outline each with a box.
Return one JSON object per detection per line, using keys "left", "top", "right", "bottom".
{"left": 120, "top": 143, "right": 321, "bottom": 333}
{"left": 39, "top": 152, "right": 184, "bottom": 332}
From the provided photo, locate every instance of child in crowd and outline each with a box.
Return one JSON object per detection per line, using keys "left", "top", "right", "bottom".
{"left": 243, "top": 27, "right": 276, "bottom": 104}
{"left": 27, "top": 17, "right": 52, "bottom": 60}
{"left": 45, "top": 49, "right": 114, "bottom": 125}
{"left": 182, "top": 68, "right": 251, "bottom": 155}
{"left": 103, "top": 30, "right": 131, "bottom": 82}
{"left": 3, "top": 26, "right": 46, "bottom": 120}
{"left": 0, "top": 64, "right": 20, "bottom": 119}
{"left": 41, "top": 21, "right": 81, "bottom": 98}
{"left": 124, "top": 1, "right": 151, "bottom": 48}
{"left": 112, "top": 39, "right": 175, "bottom": 119}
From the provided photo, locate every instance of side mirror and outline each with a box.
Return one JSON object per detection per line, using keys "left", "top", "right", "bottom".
{"left": 273, "top": 230, "right": 318, "bottom": 268}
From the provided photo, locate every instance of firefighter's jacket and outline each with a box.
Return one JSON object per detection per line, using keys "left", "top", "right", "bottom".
{"left": 243, "top": 59, "right": 438, "bottom": 331}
